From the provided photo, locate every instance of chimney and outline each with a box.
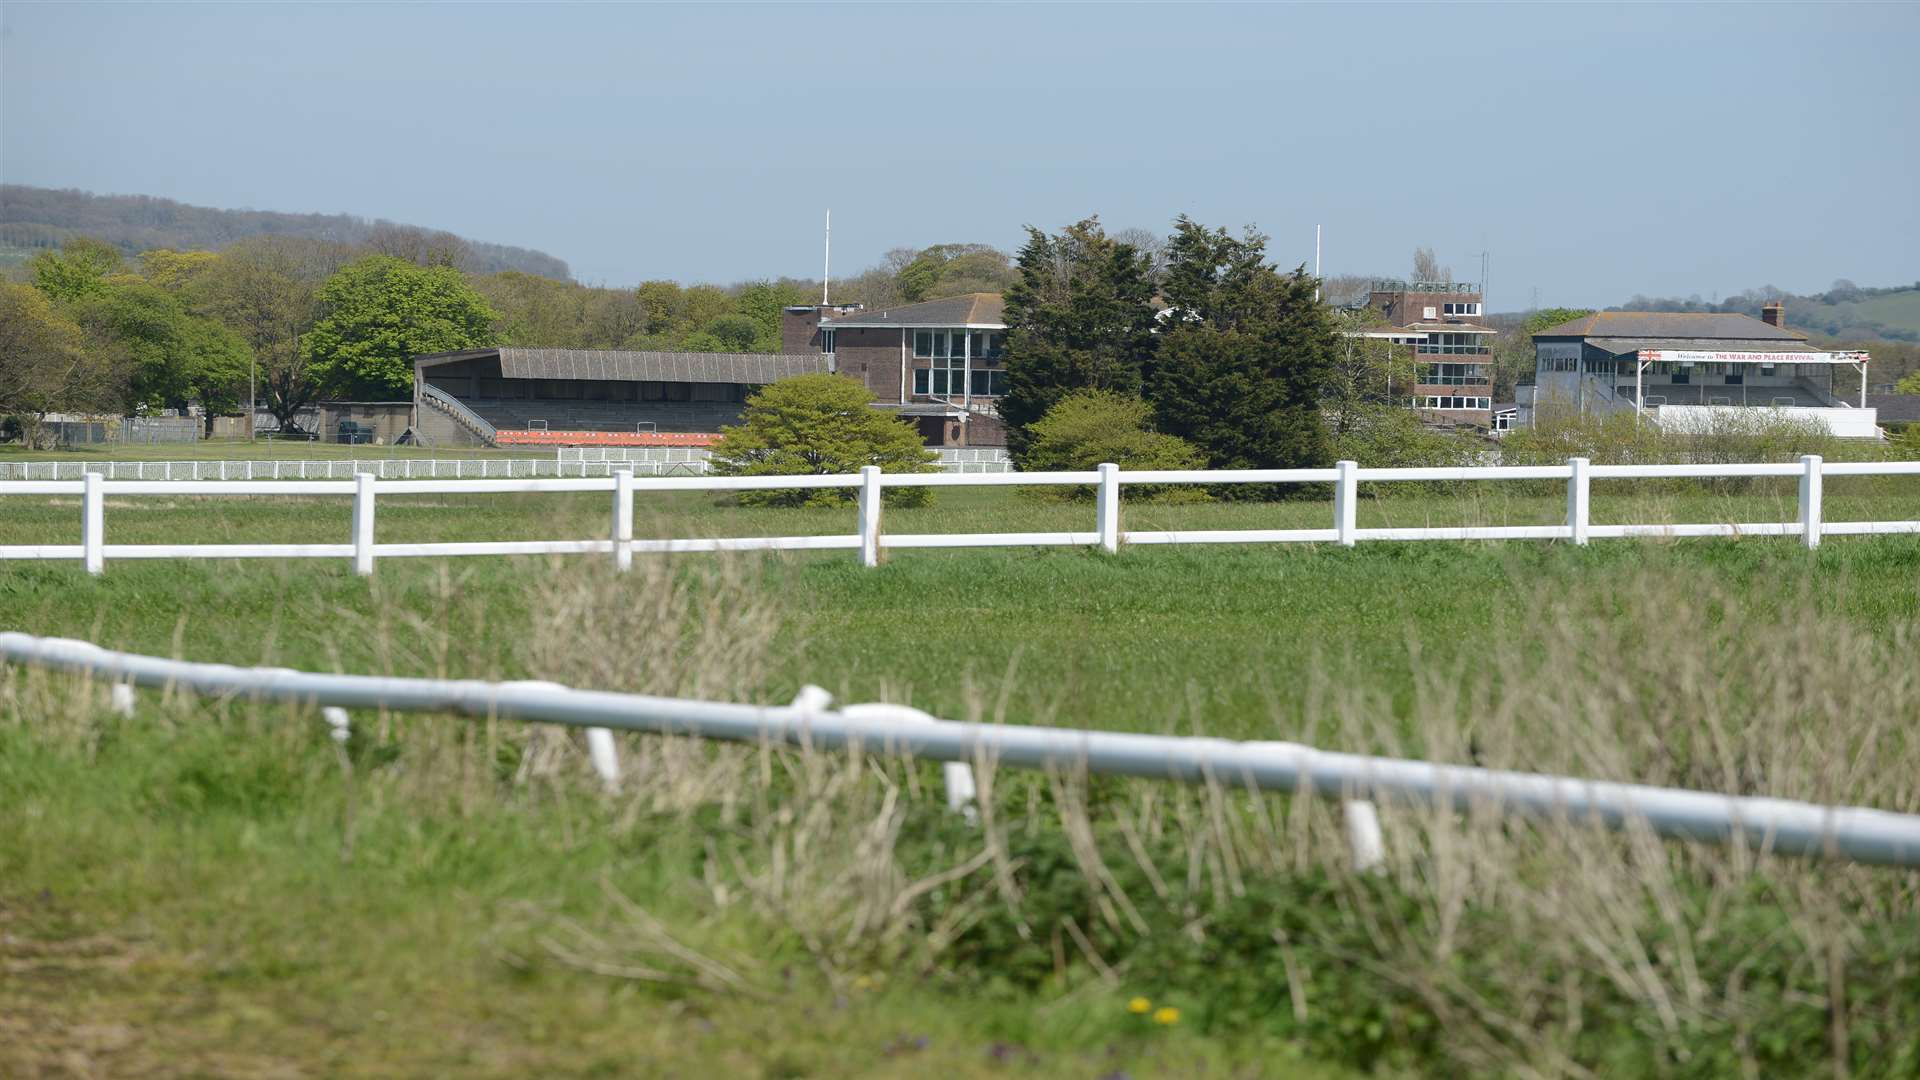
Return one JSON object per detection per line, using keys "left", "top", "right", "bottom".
{"left": 1761, "top": 302, "right": 1786, "bottom": 328}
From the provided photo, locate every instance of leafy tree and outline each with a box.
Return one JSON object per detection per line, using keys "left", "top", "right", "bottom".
{"left": 893, "top": 244, "right": 1015, "bottom": 302}
{"left": 139, "top": 249, "right": 221, "bottom": 293}
{"left": 1000, "top": 217, "right": 1159, "bottom": 463}
{"left": 28, "top": 236, "right": 124, "bottom": 301}
{"left": 700, "top": 313, "right": 760, "bottom": 351}
{"left": 708, "top": 374, "right": 935, "bottom": 507}
{"left": 1893, "top": 370, "right": 1920, "bottom": 395}
{"left": 193, "top": 238, "right": 332, "bottom": 433}
{"left": 0, "top": 282, "right": 121, "bottom": 445}
{"left": 303, "top": 256, "right": 497, "bottom": 397}
{"left": 1021, "top": 389, "right": 1204, "bottom": 501}
{"left": 71, "top": 281, "right": 251, "bottom": 427}
{"left": 733, "top": 279, "right": 810, "bottom": 351}
{"left": 635, "top": 280, "right": 684, "bottom": 336}
{"left": 1147, "top": 218, "right": 1337, "bottom": 484}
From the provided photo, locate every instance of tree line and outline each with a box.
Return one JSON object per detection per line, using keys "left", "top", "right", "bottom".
{"left": 0, "top": 229, "right": 1033, "bottom": 442}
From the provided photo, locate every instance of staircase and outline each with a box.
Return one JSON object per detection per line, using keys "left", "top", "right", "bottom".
{"left": 419, "top": 385, "right": 499, "bottom": 447}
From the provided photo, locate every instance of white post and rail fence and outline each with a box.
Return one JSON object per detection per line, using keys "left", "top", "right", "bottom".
{"left": 3, "top": 630, "right": 1918, "bottom": 869}
{"left": 3, "top": 457, "right": 1917, "bottom": 577}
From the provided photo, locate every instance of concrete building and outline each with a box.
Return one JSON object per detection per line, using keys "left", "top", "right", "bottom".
{"left": 1351, "top": 280, "right": 1499, "bottom": 428}
{"left": 411, "top": 346, "right": 829, "bottom": 447}
{"left": 1522, "top": 305, "right": 1878, "bottom": 437}
{"left": 783, "top": 293, "right": 1008, "bottom": 446}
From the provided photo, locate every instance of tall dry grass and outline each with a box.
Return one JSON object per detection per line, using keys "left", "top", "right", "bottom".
{"left": 5, "top": 556, "right": 1917, "bottom": 1076}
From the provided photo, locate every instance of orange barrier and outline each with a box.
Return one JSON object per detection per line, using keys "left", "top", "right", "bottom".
{"left": 493, "top": 430, "right": 719, "bottom": 448}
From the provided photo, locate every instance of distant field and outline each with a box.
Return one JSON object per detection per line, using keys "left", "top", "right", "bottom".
{"left": 5, "top": 486, "right": 1920, "bottom": 1077}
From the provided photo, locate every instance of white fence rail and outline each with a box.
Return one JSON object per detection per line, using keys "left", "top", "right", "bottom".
{"left": 3, "top": 456, "right": 1917, "bottom": 576}
{"left": 4, "top": 630, "right": 1917, "bottom": 867}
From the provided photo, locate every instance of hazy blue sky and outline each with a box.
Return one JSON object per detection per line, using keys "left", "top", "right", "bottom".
{"left": 4, "top": 2, "right": 1916, "bottom": 308}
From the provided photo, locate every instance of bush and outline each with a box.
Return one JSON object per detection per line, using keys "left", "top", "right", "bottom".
{"left": 708, "top": 374, "right": 936, "bottom": 507}
{"left": 1022, "top": 389, "right": 1205, "bottom": 501}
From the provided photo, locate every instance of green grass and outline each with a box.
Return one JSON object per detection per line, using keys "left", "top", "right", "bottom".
{"left": 5, "top": 491, "right": 1920, "bottom": 1076}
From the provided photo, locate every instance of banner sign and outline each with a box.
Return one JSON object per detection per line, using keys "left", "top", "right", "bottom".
{"left": 1636, "top": 349, "right": 1867, "bottom": 366}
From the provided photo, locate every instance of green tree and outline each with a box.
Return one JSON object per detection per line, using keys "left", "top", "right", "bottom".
{"left": 700, "top": 313, "right": 760, "bottom": 351}
{"left": 193, "top": 238, "right": 331, "bottom": 433}
{"left": 1021, "top": 389, "right": 1204, "bottom": 502}
{"left": 71, "top": 281, "right": 251, "bottom": 427}
{"left": 893, "top": 244, "right": 1015, "bottom": 302}
{"left": 0, "top": 282, "right": 122, "bottom": 445}
{"left": 303, "top": 256, "right": 497, "bottom": 397}
{"left": 1000, "top": 217, "right": 1159, "bottom": 463}
{"left": 708, "top": 374, "right": 936, "bottom": 507}
{"left": 1894, "top": 370, "right": 1920, "bottom": 395}
{"left": 1146, "top": 218, "right": 1337, "bottom": 483}
{"left": 28, "top": 236, "right": 124, "bottom": 301}
{"left": 1525, "top": 307, "right": 1596, "bottom": 334}
{"left": 733, "top": 279, "right": 810, "bottom": 351}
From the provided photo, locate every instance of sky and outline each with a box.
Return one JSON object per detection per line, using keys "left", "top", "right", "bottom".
{"left": 3, "top": 2, "right": 1917, "bottom": 309}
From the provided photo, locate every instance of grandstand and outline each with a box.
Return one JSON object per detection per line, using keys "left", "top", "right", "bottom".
{"left": 1524, "top": 307, "right": 1880, "bottom": 437}
{"left": 411, "top": 347, "right": 829, "bottom": 448}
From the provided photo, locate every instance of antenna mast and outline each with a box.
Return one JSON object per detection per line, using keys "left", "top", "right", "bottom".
{"left": 1314, "top": 223, "right": 1322, "bottom": 301}
{"left": 822, "top": 210, "right": 831, "bottom": 305}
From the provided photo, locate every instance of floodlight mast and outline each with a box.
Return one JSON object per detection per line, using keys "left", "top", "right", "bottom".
{"left": 822, "top": 210, "right": 830, "bottom": 305}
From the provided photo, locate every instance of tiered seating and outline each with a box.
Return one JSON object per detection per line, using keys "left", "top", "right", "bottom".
{"left": 463, "top": 400, "right": 745, "bottom": 434}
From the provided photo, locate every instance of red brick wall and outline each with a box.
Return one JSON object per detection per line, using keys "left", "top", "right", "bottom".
{"left": 831, "top": 327, "right": 907, "bottom": 403}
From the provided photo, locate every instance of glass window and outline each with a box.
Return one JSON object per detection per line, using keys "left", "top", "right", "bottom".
{"left": 913, "top": 369, "right": 930, "bottom": 395}
{"left": 914, "top": 331, "right": 933, "bottom": 358}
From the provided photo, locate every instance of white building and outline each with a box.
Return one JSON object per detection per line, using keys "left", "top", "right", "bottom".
{"left": 1522, "top": 305, "right": 1877, "bottom": 438}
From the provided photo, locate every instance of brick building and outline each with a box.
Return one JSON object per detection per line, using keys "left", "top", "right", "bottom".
{"left": 1352, "top": 279, "right": 1499, "bottom": 427}
{"left": 783, "top": 293, "right": 1008, "bottom": 446}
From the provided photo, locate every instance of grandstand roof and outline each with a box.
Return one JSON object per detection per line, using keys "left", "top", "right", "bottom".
{"left": 1585, "top": 337, "right": 1827, "bottom": 356}
{"left": 1532, "top": 311, "right": 1808, "bottom": 341}
{"left": 415, "top": 347, "right": 830, "bottom": 384}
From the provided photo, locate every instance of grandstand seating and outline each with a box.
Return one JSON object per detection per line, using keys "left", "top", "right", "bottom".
{"left": 1617, "top": 381, "right": 1840, "bottom": 409}
{"left": 462, "top": 399, "right": 745, "bottom": 434}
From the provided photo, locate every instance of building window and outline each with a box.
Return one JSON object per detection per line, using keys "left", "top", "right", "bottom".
{"left": 1422, "top": 363, "right": 1488, "bottom": 385}
{"left": 1424, "top": 395, "right": 1491, "bottom": 411}
{"left": 914, "top": 354, "right": 1005, "bottom": 397}
{"left": 1442, "top": 302, "right": 1482, "bottom": 317}
{"left": 820, "top": 329, "right": 835, "bottom": 353}
{"left": 913, "top": 328, "right": 999, "bottom": 360}
{"left": 1417, "top": 332, "right": 1491, "bottom": 356}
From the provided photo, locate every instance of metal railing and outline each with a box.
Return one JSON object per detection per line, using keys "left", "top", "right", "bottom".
{"left": 3, "top": 457, "right": 1917, "bottom": 577}
{"left": 419, "top": 383, "right": 499, "bottom": 445}
{"left": 4, "top": 631, "right": 1916, "bottom": 868}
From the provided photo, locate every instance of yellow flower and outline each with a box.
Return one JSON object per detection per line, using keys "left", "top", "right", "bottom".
{"left": 1152, "top": 1006, "right": 1180, "bottom": 1026}
{"left": 851, "top": 975, "right": 873, "bottom": 990}
{"left": 1126, "top": 996, "right": 1152, "bottom": 1015}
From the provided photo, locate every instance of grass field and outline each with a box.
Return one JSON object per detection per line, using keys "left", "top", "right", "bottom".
{"left": 5, "top": 483, "right": 1920, "bottom": 1077}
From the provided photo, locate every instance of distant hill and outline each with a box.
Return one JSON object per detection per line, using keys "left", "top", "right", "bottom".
{"left": 0, "top": 184, "right": 571, "bottom": 279}
{"left": 1608, "top": 280, "right": 1920, "bottom": 344}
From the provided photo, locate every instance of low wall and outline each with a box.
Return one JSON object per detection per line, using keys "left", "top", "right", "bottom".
{"left": 1654, "top": 405, "right": 1882, "bottom": 439}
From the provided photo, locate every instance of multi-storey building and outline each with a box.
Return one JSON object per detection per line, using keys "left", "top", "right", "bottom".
{"left": 1354, "top": 280, "right": 1499, "bottom": 427}
{"left": 782, "top": 293, "right": 1008, "bottom": 446}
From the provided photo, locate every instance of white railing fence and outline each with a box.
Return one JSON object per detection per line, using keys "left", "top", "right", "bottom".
{"left": 3, "top": 630, "right": 1917, "bottom": 868}
{"left": 3, "top": 456, "right": 1917, "bottom": 577}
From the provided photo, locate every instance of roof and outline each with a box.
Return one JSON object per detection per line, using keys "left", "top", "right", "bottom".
{"left": 1533, "top": 311, "right": 1808, "bottom": 341}
{"left": 1398, "top": 321, "right": 1497, "bottom": 334}
{"left": 1585, "top": 337, "right": 1826, "bottom": 356}
{"left": 823, "top": 292, "right": 1005, "bottom": 329}
{"left": 416, "top": 347, "right": 830, "bottom": 384}
{"left": 1865, "top": 394, "right": 1920, "bottom": 423}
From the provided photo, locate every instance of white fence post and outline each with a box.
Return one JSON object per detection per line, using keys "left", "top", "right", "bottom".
{"left": 858, "top": 465, "right": 882, "bottom": 568}
{"left": 1799, "top": 454, "right": 1823, "bottom": 550}
{"left": 585, "top": 727, "right": 622, "bottom": 794}
{"left": 1567, "top": 456, "right": 1591, "bottom": 546}
{"left": 1334, "top": 459, "right": 1358, "bottom": 547}
{"left": 612, "top": 468, "right": 634, "bottom": 572}
{"left": 1095, "top": 462, "right": 1120, "bottom": 554}
{"left": 352, "top": 473, "right": 376, "bottom": 577}
{"left": 1343, "top": 799, "right": 1385, "bottom": 873}
{"left": 82, "top": 471, "right": 104, "bottom": 575}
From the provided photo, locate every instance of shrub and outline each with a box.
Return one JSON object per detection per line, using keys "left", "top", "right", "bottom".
{"left": 709, "top": 374, "right": 936, "bottom": 507}
{"left": 1021, "top": 389, "right": 1205, "bottom": 501}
